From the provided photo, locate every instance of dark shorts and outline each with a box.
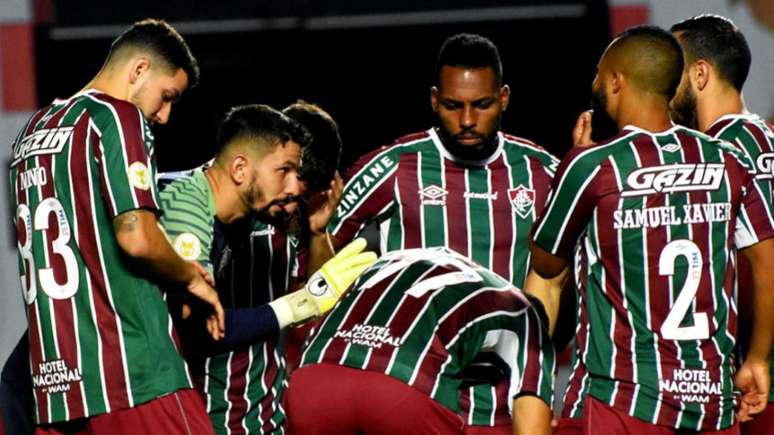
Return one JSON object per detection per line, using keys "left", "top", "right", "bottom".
{"left": 285, "top": 363, "right": 465, "bottom": 435}
{"left": 35, "top": 389, "right": 213, "bottom": 435}
{"left": 741, "top": 402, "right": 774, "bottom": 435}
{"left": 582, "top": 396, "right": 739, "bottom": 435}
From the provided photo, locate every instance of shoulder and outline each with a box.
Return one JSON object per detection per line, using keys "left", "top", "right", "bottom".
{"left": 501, "top": 132, "right": 560, "bottom": 171}
{"left": 81, "top": 93, "right": 143, "bottom": 125}
{"left": 159, "top": 171, "right": 210, "bottom": 208}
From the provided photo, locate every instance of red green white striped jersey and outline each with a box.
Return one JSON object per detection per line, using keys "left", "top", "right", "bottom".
{"left": 300, "top": 247, "right": 556, "bottom": 417}
{"left": 329, "top": 128, "right": 558, "bottom": 289}
{"left": 9, "top": 90, "right": 191, "bottom": 424}
{"left": 706, "top": 113, "right": 774, "bottom": 402}
{"left": 560, "top": 247, "right": 591, "bottom": 420}
{"left": 533, "top": 124, "right": 774, "bottom": 430}
{"left": 328, "top": 128, "right": 557, "bottom": 425}
{"left": 159, "top": 170, "right": 299, "bottom": 434}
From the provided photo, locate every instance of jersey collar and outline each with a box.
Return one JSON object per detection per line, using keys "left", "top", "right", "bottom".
{"left": 428, "top": 128, "right": 504, "bottom": 167}
{"left": 707, "top": 112, "right": 760, "bottom": 131}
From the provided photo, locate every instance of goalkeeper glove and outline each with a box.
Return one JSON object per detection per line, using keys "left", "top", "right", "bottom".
{"left": 269, "top": 238, "right": 377, "bottom": 328}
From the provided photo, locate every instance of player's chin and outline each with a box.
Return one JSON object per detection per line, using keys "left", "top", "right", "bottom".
{"left": 276, "top": 201, "right": 299, "bottom": 215}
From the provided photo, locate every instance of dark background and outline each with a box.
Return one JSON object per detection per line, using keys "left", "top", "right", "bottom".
{"left": 38, "top": 0, "right": 610, "bottom": 171}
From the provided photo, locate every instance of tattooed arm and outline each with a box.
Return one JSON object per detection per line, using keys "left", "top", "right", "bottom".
{"left": 113, "top": 209, "right": 224, "bottom": 338}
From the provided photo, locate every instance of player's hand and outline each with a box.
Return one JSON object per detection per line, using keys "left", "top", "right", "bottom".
{"left": 186, "top": 273, "right": 225, "bottom": 341}
{"left": 572, "top": 110, "right": 595, "bottom": 147}
{"left": 269, "top": 238, "right": 377, "bottom": 327}
{"left": 308, "top": 172, "right": 344, "bottom": 235}
{"left": 734, "top": 357, "right": 770, "bottom": 422}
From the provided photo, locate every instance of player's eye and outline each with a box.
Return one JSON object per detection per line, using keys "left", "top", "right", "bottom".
{"left": 442, "top": 101, "right": 461, "bottom": 110}
{"left": 474, "top": 100, "right": 493, "bottom": 109}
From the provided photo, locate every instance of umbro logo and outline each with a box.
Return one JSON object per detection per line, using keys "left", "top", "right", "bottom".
{"left": 661, "top": 143, "right": 681, "bottom": 153}
{"left": 419, "top": 184, "right": 447, "bottom": 206}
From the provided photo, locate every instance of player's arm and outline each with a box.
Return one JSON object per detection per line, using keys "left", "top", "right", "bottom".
{"left": 523, "top": 266, "right": 568, "bottom": 336}
{"left": 736, "top": 237, "right": 774, "bottom": 421}
{"left": 512, "top": 395, "right": 551, "bottom": 435}
{"left": 113, "top": 209, "right": 224, "bottom": 338}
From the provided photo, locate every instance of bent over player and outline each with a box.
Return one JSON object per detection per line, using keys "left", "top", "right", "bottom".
{"left": 531, "top": 25, "right": 774, "bottom": 433}
{"left": 286, "top": 247, "right": 555, "bottom": 435}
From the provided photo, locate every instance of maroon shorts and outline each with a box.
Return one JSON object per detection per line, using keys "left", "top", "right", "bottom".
{"left": 463, "top": 424, "right": 511, "bottom": 434}
{"left": 35, "top": 388, "right": 213, "bottom": 435}
{"left": 555, "top": 416, "right": 583, "bottom": 435}
{"left": 582, "top": 396, "right": 739, "bottom": 435}
{"left": 741, "top": 402, "right": 774, "bottom": 435}
{"left": 285, "top": 363, "right": 466, "bottom": 435}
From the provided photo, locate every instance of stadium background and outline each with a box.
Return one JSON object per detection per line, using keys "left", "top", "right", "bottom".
{"left": 0, "top": 0, "right": 772, "bottom": 414}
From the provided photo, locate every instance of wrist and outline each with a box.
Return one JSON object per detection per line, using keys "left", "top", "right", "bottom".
{"left": 268, "top": 298, "right": 295, "bottom": 329}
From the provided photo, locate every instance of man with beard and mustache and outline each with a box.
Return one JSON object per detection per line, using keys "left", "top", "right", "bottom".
{"left": 309, "top": 33, "right": 560, "bottom": 435}
{"left": 669, "top": 15, "right": 774, "bottom": 434}
{"left": 158, "top": 103, "right": 376, "bottom": 434}
{"left": 531, "top": 24, "right": 774, "bottom": 433}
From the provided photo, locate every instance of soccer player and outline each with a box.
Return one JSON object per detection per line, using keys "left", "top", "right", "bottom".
{"left": 531, "top": 24, "right": 774, "bottom": 433}
{"left": 8, "top": 19, "right": 224, "bottom": 434}
{"left": 158, "top": 103, "right": 376, "bottom": 434}
{"left": 669, "top": 14, "right": 774, "bottom": 433}
{"left": 309, "top": 33, "right": 561, "bottom": 433}
{"left": 286, "top": 247, "right": 555, "bottom": 435}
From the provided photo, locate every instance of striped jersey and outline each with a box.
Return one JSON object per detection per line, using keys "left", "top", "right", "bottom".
{"left": 328, "top": 127, "right": 558, "bottom": 289}
{"left": 706, "top": 113, "right": 774, "bottom": 402}
{"left": 560, "top": 247, "right": 591, "bottom": 420}
{"left": 158, "top": 170, "right": 300, "bottom": 434}
{"left": 533, "top": 124, "right": 774, "bottom": 430}
{"left": 9, "top": 90, "right": 191, "bottom": 424}
{"left": 300, "top": 247, "right": 556, "bottom": 417}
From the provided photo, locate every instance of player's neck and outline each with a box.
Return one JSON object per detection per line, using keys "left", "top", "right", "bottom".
{"left": 617, "top": 98, "right": 673, "bottom": 133}
{"left": 204, "top": 166, "right": 247, "bottom": 224}
{"left": 82, "top": 69, "right": 130, "bottom": 102}
{"left": 697, "top": 87, "right": 745, "bottom": 132}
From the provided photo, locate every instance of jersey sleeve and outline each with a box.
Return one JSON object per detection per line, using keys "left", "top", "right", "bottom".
{"left": 327, "top": 146, "right": 399, "bottom": 241}
{"left": 731, "top": 154, "right": 774, "bottom": 249}
{"left": 532, "top": 147, "right": 602, "bottom": 257}
{"left": 496, "top": 304, "right": 555, "bottom": 408}
{"left": 158, "top": 180, "right": 215, "bottom": 274}
{"left": 92, "top": 100, "right": 161, "bottom": 218}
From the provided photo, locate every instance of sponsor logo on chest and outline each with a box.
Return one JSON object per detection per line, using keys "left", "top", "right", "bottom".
{"left": 419, "top": 184, "right": 448, "bottom": 206}
{"left": 755, "top": 152, "right": 774, "bottom": 180}
{"left": 622, "top": 163, "right": 725, "bottom": 197}
{"left": 334, "top": 323, "right": 403, "bottom": 349}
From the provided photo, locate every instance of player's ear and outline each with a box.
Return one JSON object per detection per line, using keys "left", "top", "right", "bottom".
{"left": 499, "top": 84, "right": 510, "bottom": 111}
{"left": 128, "top": 56, "right": 151, "bottom": 85}
{"left": 610, "top": 71, "right": 623, "bottom": 95}
{"left": 430, "top": 86, "right": 439, "bottom": 113}
{"left": 230, "top": 154, "right": 249, "bottom": 185}
{"left": 692, "top": 60, "right": 710, "bottom": 92}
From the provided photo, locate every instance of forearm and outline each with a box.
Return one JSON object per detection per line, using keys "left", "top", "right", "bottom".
{"left": 203, "top": 306, "right": 280, "bottom": 355}
{"left": 512, "top": 395, "right": 551, "bottom": 435}
{"left": 114, "top": 209, "right": 196, "bottom": 286}
{"left": 523, "top": 268, "right": 568, "bottom": 335}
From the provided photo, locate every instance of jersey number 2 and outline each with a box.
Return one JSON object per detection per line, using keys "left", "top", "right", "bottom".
{"left": 17, "top": 198, "right": 79, "bottom": 304}
{"left": 659, "top": 239, "right": 709, "bottom": 341}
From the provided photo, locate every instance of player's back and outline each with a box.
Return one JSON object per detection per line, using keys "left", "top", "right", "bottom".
{"left": 537, "top": 124, "right": 774, "bottom": 430}
{"left": 300, "top": 247, "right": 554, "bottom": 413}
{"left": 9, "top": 90, "right": 190, "bottom": 423}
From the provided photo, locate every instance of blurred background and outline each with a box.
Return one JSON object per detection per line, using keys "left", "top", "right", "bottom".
{"left": 0, "top": 0, "right": 772, "bottom": 405}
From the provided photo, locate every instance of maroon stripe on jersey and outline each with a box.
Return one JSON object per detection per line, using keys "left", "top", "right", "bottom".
{"left": 397, "top": 153, "right": 422, "bottom": 248}
{"left": 744, "top": 122, "right": 774, "bottom": 153}
{"left": 23, "top": 106, "right": 50, "bottom": 136}
{"left": 270, "top": 230, "right": 288, "bottom": 298}
{"left": 258, "top": 339, "right": 280, "bottom": 433}
{"left": 225, "top": 350, "right": 249, "bottom": 435}
{"left": 28, "top": 303, "right": 50, "bottom": 423}
{"left": 319, "top": 277, "right": 396, "bottom": 364}
{"left": 518, "top": 309, "right": 548, "bottom": 396}
{"left": 489, "top": 157, "right": 512, "bottom": 279}
{"left": 363, "top": 266, "right": 449, "bottom": 373}
{"left": 71, "top": 116, "right": 130, "bottom": 411}
{"left": 705, "top": 119, "right": 736, "bottom": 138}
{"left": 443, "top": 158, "right": 468, "bottom": 257}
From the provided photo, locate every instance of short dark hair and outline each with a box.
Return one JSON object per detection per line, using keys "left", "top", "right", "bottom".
{"left": 610, "top": 25, "right": 684, "bottom": 98}
{"left": 283, "top": 101, "right": 342, "bottom": 192}
{"left": 215, "top": 104, "right": 311, "bottom": 158}
{"left": 670, "top": 15, "right": 750, "bottom": 92}
{"left": 435, "top": 33, "right": 502, "bottom": 86}
{"left": 108, "top": 18, "right": 200, "bottom": 87}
